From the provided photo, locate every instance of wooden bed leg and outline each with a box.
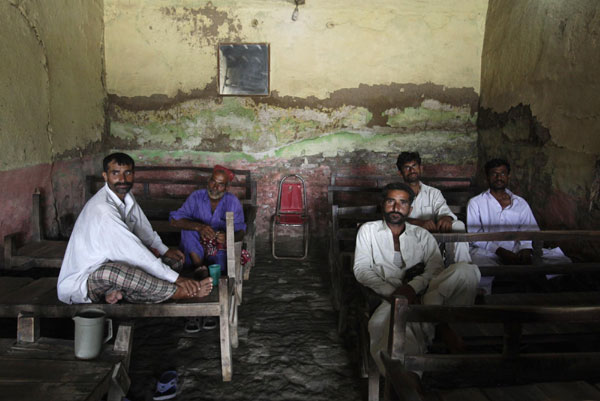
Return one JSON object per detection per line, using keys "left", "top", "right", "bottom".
{"left": 230, "top": 295, "right": 239, "bottom": 349}
{"left": 107, "top": 361, "right": 131, "bottom": 401}
{"left": 17, "top": 312, "right": 39, "bottom": 343}
{"left": 113, "top": 322, "right": 134, "bottom": 370}
{"left": 4, "top": 233, "right": 17, "bottom": 269}
{"left": 219, "top": 276, "right": 232, "bottom": 381}
{"left": 368, "top": 354, "right": 380, "bottom": 401}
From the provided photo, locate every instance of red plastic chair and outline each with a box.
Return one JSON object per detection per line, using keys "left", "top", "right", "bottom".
{"left": 272, "top": 174, "right": 309, "bottom": 259}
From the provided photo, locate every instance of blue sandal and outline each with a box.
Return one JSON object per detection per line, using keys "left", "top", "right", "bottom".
{"left": 153, "top": 370, "right": 178, "bottom": 400}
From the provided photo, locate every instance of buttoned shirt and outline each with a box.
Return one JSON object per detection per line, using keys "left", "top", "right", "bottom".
{"left": 57, "top": 184, "right": 177, "bottom": 304}
{"left": 409, "top": 182, "right": 457, "bottom": 222}
{"left": 467, "top": 189, "right": 539, "bottom": 254}
{"left": 353, "top": 220, "right": 444, "bottom": 297}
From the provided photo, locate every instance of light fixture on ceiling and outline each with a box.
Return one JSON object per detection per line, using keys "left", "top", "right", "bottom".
{"left": 292, "top": 0, "right": 305, "bottom": 21}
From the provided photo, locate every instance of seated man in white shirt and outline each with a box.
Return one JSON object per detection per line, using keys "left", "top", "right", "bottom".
{"left": 58, "top": 153, "right": 213, "bottom": 304}
{"left": 396, "top": 151, "right": 471, "bottom": 264}
{"left": 467, "top": 158, "right": 571, "bottom": 294}
{"left": 353, "top": 183, "right": 480, "bottom": 381}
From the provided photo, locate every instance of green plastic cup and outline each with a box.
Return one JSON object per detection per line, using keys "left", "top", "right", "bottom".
{"left": 208, "top": 264, "right": 221, "bottom": 286}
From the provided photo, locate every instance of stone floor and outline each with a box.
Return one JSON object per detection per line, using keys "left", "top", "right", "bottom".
{"left": 126, "top": 241, "right": 365, "bottom": 401}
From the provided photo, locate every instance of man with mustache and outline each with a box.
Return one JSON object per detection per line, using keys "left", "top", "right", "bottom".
{"left": 58, "top": 153, "right": 212, "bottom": 305}
{"left": 353, "top": 183, "right": 480, "bottom": 381}
{"left": 467, "top": 158, "right": 570, "bottom": 293}
{"left": 169, "top": 165, "right": 246, "bottom": 277}
{"left": 396, "top": 151, "right": 471, "bottom": 264}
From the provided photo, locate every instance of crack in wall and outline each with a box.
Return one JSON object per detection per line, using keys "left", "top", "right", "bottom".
{"left": 10, "top": 0, "right": 61, "bottom": 236}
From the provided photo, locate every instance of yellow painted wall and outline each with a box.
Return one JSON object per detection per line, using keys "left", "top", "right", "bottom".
{"left": 481, "top": 0, "right": 600, "bottom": 155}
{"left": 105, "top": 0, "right": 488, "bottom": 99}
{"left": 0, "top": 0, "right": 106, "bottom": 171}
{"left": 479, "top": 0, "right": 600, "bottom": 240}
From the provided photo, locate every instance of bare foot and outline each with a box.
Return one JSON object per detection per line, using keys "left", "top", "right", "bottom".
{"left": 105, "top": 290, "right": 123, "bottom": 304}
{"left": 172, "top": 277, "right": 213, "bottom": 300}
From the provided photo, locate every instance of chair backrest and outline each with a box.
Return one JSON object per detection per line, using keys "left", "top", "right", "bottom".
{"left": 276, "top": 175, "right": 306, "bottom": 214}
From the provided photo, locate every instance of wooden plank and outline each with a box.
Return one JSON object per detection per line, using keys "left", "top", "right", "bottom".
{"left": 0, "top": 277, "right": 33, "bottom": 298}
{"left": 480, "top": 383, "right": 548, "bottom": 401}
{"left": 405, "top": 304, "right": 600, "bottom": 324}
{"left": 405, "top": 353, "right": 600, "bottom": 380}
{"left": 435, "top": 388, "right": 490, "bottom": 401}
{"left": 534, "top": 381, "right": 600, "bottom": 400}
{"left": 479, "top": 263, "right": 600, "bottom": 276}
{"left": 483, "top": 291, "right": 600, "bottom": 306}
{"left": 3, "top": 233, "right": 17, "bottom": 268}
{"left": 339, "top": 228, "right": 600, "bottom": 243}
{"left": 433, "top": 230, "right": 600, "bottom": 242}
{"left": 0, "top": 277, "right": 57, "bottom": 304}
{"left": 218, "top": 276, "right": 232, "bottom": 381}
{"left": 0, "top": 383, "right": 102, "bottom": 401}
{"left": 0, "top": 296, "right": 221, "bottom": 318}
{"left": 31, "top": 191, "right": 42, "bottom": 242}
{"left": 0, "top": 357, "right": 114, "bottom": 383}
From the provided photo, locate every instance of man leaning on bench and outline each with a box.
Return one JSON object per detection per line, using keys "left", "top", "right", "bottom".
{"left": 57, "top": 152, "right": 214, "bottom": 305}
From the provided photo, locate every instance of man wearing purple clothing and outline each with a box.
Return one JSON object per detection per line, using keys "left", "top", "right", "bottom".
{"left": 170, "top": 165, "right": 246, "bottom": 277}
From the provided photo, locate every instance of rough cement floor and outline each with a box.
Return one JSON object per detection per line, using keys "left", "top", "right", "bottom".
{"left": 126, "top": 241, "right": 365, "bottom": 401}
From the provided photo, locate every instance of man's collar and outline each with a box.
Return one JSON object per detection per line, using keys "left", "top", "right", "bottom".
{"left": 485, "top": 188, "right": 514, "bottom": 198}
{"left": 104, "top": 183, "right": 133, "bottom": 207}
{"left": 377, "top": 218, "right": 412, "bottom": 234}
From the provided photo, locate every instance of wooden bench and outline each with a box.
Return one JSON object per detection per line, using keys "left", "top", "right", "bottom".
{"left": 0, "top": 321, "right": 132, "bottom": 401}
{"left": 380, "top": 295, "right": 600, "bottom": 401}
{"left": 3, "top": 189, "right": 66, "bottom": 270}
{"left": 345, "top": 230, "right": 600, "bottom": 401}
{"left": 0, "top": 213, "right": 244, "bottom": 382}
{"left": 328, "top": 174, "right": 475, "bottom": 218}
{"left": 85, "top": 165, "right": 257, "bottom": 279}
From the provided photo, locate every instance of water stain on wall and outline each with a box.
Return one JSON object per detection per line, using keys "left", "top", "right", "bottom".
{"left": 160, "top": 2, "right": 243, "bottom": 47}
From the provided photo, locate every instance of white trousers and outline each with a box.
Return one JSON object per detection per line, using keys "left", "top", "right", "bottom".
{"left": 470, "top": 247, "right": 572, "bottom": 294}
{"left": 368, "top": 262, "right": 481, "bottom": 374}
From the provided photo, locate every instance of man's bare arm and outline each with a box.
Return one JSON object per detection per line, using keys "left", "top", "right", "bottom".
{"left": 170, "top": 218, "right": 215, "bottom": 239}
{"left": 407, "top": 217, "right": 437, "bottom": 232}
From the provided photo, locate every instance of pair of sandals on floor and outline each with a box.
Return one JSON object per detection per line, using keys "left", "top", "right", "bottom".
{"left": 184, "top": 316, "right": 217, "bottom": 332}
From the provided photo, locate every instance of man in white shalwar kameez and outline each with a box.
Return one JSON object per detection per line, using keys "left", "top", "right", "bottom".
{"left": 396, "top": 151, "right": 471, "bottom": 264}
{"left": 467, "top": 158, "right": 571, "bottom": 294}
{"left": 353, "top": 183, "right": 480, "bottom": 379}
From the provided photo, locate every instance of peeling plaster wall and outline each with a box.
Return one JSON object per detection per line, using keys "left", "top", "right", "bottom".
{"left": 104, "top": 0, "right": 487, "bottom": 237}
{"left": 0, "top": 0, "right": 106, "bottom": 254}
{"left": 479, "top": 0, "right": 600, "bottom": 259}
{"left": 105, "top": 0, "right": 487, "bottom": 98}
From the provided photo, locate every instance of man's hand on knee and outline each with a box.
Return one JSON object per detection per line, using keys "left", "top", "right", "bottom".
{"left": 197, "top": 224, "right": 216, "bottom": 240}
{"left": 392, "top": 284, "right": 418, "bottom": 304}
{"left": 164, "top": 248, "right": 185, "bottom": 262}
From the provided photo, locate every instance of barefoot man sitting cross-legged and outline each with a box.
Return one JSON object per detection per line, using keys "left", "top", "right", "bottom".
{"left": 57, "top": 153, "right": 212, "bottom": 305}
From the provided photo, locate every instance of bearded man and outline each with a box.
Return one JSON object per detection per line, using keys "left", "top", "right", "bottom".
{"left": 467, "top": 158, "right": 571, "bottom": 294}
{"left": 169, "top": 165, "right": 246, "bottom": 276}
{"left": 353, "top": 183, "right": 480, "bottom": 378}
{"left": 57, "top": 153, "right": 212, "bottom": 305}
